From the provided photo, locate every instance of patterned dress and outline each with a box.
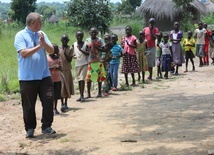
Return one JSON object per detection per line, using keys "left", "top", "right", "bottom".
{"left": 121, "top": 35, "right": 140, "bottom": 74}
{"left": 82, "top": 37, "right": 106, "bottom": 83}
{"left": 136, "top": 39, "right": 148, "bottom": 72}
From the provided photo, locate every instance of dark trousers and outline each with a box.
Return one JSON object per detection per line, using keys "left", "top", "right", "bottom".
{"left": 19, "top": 76, "right": 54, "bottom": 131}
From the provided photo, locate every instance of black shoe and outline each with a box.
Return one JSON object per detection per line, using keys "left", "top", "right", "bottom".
{"left": 26, "top": 129, "right": 34, "bottom": 138}
{"left": 61, "top": 105, "right": 66, "bottom": 112}
{"left": 81, "top": 97, "right": 85, "bottom": 102}
{"left": 53, "top": 110, "right": 60, "bottom": 115}
{"left": 42, "top": 127, "right": 56, "bottom": 135}
{"left": 76, "top": 98, "right": 81, "bottom": 102}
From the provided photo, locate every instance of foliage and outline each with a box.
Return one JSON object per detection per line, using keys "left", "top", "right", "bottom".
{"left": 36, "top": 2, "right": 68, "bottom": 19}
{"left": 117, "top": 0, "right": 141, "bottom": 14}
{"left": 172, "top": 0, "right": 194, "bottom": 32}
{"left": 0, "top": 2, "right": 11, "bottom": 20}
{"left": 66, "top": 0, "right": 113, "bottom": 35}
{"left": 36, "top": 5, "right": 57, "bottom": 20}
{"left": 201, "top": 12, "right": 214, "bottom": 26}
{"left": 10, "top": 0, "right": 36, "bottom": 24}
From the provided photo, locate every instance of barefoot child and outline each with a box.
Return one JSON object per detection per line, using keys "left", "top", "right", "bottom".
{"left": 102, "top": 34, "right": 114, "bottom": 96}
{"left": 59, "top": 34, "right": 74, "bottom": 111}
{"left": 159, "top": 33, "right": 172, "bottom": 79}
{"left": 82, "top": 27, "right": 106, "bottom": 98}
{"left": 47, "top": 44, "right": 62, "bottom": 115}
{"left": 209, "top": 29, "right": 214, "bottom": 65}
{"left": 121, "top": 26, "right": 140, "bottom": 86}
{"left": 109, "top": 34, "right": 123, "bottom": 90}
{"left": 73, "top": 30, "right": 89, "bottom": 102}
{"left": 183, "top": 30, "right": 196, "bottom": 72}
{"left": 156, "top": 31, "right": 163, "bottom": 79}
{"left": 136, "top": 31, "right": 148, "bottom": 83}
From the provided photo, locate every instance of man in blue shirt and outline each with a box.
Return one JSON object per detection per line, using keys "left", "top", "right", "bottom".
{"left": 14, "top": 12, "right": 56, "bottom": 138}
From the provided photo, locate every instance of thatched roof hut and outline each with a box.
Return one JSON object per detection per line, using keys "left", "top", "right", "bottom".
{"left": 48, "top": 14, "right": 59, "bottom": 23}
{"left": 136, "top": 0, "right": 207, "bottom": 31}
{"left": 203, "top": 0, "right": 214, "bottom": 12}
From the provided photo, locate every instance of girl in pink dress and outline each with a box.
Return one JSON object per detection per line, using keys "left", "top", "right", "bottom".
{"left": 121, "top": 26, "right": 140, "bottom": 86}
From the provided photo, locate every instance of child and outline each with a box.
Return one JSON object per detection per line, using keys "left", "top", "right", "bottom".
{"left": 203, "top": 23, "right": 212, "bottom": 65}
{"left": 156, "top": 31, "right": 163, "bottom": 79}
{"left": 183, "top": 30, "right": 196, "bottom": 72}
{"left": 136, "top": 31, "right": 148, "bottom": 83}
{"left": 102, "top": 34, "right": 114, "bottom": 96}
{"left": 73, "top": 30, "right": 88, "bottom": 102}
{"left": 209, "top": 29, "right": 214, "bottom": 65}
{"left": 159, "top": 33, "right": 172, "bottom": 79}
{"left": 169, "top": 21, "right": 185, "bottom": 75}
{"left": 121, "top": 26, "right": 140, "bottom": 86}
{"left": 193, "top": 21, "right": 206, "bottom": 67}
{"left": 59, "top": 34, "right": 74, "bottom": 111}
{"left": 47, "top": 44, "right": 62, "bottom": 115}
{"left": 109, "top": 34, "right": 123, "bottom": 90}
{"left": 82, "top": 27, "right": 106, "bottom": 98}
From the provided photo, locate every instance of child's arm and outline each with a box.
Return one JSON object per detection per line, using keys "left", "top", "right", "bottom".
{"left": 64, "top": 46, "right": 73, "bottom": 63}
{"left": 126, "top": 39, "right": 137, "bottom": 48}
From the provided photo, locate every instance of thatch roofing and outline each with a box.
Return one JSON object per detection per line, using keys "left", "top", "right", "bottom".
{"left": 48, "top": 14, "right": 59, "bottom": 23}
{"left": 203, "top": 0, "right": 214, "bottom": 12}
{"left": 136, "top": 0, "right": 207, "bottom": 22}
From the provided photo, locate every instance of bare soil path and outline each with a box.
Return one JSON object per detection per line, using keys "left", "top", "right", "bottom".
{"left": 0, "top": 60, "right": 214, "bottom": 155}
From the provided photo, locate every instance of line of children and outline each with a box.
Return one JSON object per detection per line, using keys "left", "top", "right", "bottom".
{"left": 54, "top": 23, "right": 214, "bottom": 108}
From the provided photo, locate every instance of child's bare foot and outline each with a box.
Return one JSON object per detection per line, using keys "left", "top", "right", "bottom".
{"left": 85, "top": 95, "right": 91, "bottom": 99}
{"left": 96, "top": 94, "right": 102, "bottom": 98}
{"left": 130, "top": 83, "right": 137, "bottom": 87}
{"left": 184, "top": 70, "right": 188, "bottom": 73}
{"left": 138, "top": 75, "right": 141, "bottom": 82}
{"left": 76, "top": 97, "right": 81, "bottom": 102}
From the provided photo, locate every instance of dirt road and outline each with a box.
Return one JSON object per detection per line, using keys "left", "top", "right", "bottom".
{"left": 0, "top": 60, "right": 213, "bottom": 155}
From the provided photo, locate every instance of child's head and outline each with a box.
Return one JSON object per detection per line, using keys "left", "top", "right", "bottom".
{"left": 198, "top": 21, "right": 203, "bottom": 29}
{"left": 173, "top": 22, "right": 179, "bottom": 30}
{"left": 138, "top": 30, "right": 145, "bottom": 39}
{"left": 89, "top": 27, "right": 98, "bottom": 39}
{"left": 75, "top": 30, "right": 84, "bottom": 42}
{"left": 52, "top": 43, "right": 59, "bottom": 55}
{"left": 163, "top": 33, "right": 169, "bottom": 42}
{"left": 61, "top": 34, "right": 69, "bottom": 46}
{"left": 111, "top": 34, "right": 118, "bottom": 44}
{"left": 187, "top": 30, "right": 193, "bottom": 38}
{"left": 104, "top": 34, "right": 111, "bottom": 43}
{"left": 125, "top": 26, "right": 132, "bottom": 36}
{"left": 148, "top": 18, "right": 155, "bottom": 27}
{"left": 203, "top": 23, "right": 208, "bottom": 29}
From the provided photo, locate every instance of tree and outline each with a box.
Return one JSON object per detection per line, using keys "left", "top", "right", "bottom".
{"left": 66, "top": 0, "right": 113, "bottom": 35}
{"left": 10, "top": 0, "right": 36, "bottom": 24}
{"left": 37, "top": 5, "right": 56, "bottom": 20}
{"left": 172, "top": 0, "right": 194, "bottom": 31}
{"left": 117, "top": 0, "right": 141, "bottom": 15}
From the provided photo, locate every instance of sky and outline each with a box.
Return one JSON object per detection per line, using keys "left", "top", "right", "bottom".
{"left": 1, "top": 0, "right": 121, "bottom": 3}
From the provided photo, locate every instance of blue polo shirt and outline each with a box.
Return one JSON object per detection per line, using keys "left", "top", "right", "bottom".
{"left": 14, "top": 27, "right": 51, "bottom": 81}
{"left": 110, "top": 43, "right": 123, "bottom": 64}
